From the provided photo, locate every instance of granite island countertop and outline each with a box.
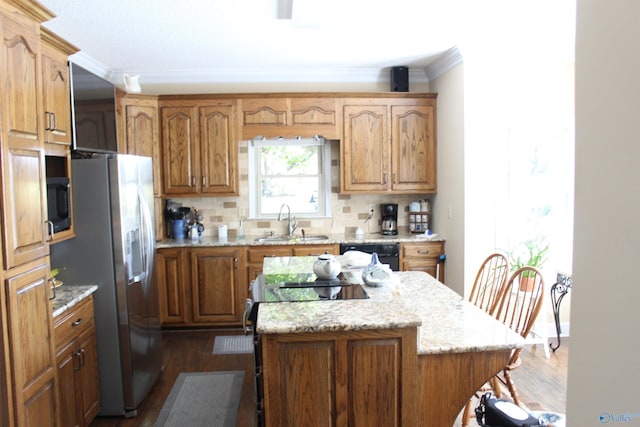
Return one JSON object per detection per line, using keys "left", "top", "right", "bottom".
{"left": 255, "top": 257, "right": 523, "bottom": 355}
{"left": 156, "top": 231, "right": 445, "bottom": 249}
{"left": 51, "top": 285, "right": 98, "bottom": 318}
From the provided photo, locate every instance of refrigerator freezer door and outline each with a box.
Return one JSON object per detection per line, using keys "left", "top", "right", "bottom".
{"left": 50, "top": 154, "right": 162, "bottom": 417}
{"left": 110, "top": 155, "right": 162, "bottom": 413}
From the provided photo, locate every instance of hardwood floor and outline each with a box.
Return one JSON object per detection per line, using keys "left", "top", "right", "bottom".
{"left": 90, "top": 329, "right": 257, "bottom": 427}
{"left": 90, "top": 330, "right": 568, "bottom": 427}
{"left": 454, "top": 340, "right": 569, "bottom": 426}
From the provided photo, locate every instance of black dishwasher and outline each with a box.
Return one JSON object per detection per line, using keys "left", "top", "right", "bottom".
{"left": 339, "top": 242, "right": 400, "bottom": 271}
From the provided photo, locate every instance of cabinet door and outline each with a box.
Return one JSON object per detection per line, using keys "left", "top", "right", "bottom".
{"left": 5, "top": 263, "right": 57, "bottom": 427}
{"left": 56, "top": 339, "right": 80, "bottom": 427}
{"left": 125, "top": 103, "right": 162, "bottom": 196}
{"left": 199, "top": 105, "right": 238, "bottom": 195}
{"left": 77, "top": 326, "right": 100, "bottom": 427}
{"left": 341, "top": 104, "right": 389, "bottom": 192}
{"left": 191, "top": 248, "right": 243, "bottom": 323}
{"left": 156, "top": 248, "right": 189, "bottom": 325}
{"left": 1, "top": 14, "right": 48, "bottom": 269}
{"left": 161, "top": 106, "right": 199, "bottom": 194}
{"left": 41, "top": 44, "right": 72, "bottom": 145}
{"left": 391, "top": 104, "right": 437, "bottom": 192}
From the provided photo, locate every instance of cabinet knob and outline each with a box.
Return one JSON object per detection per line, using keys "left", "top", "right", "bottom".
{"left": 71, "top": 318, "right": 83, "bottom": 327}
{"left": 418, "top": 250, "right": 430, "bottom": 254}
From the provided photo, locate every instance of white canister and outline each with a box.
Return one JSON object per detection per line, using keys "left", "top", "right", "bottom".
{"left": 409, "top": 202, "right": 420, "bottom": 212}
{"left": 218, "top": 224, "right": 228, "bottom": 239}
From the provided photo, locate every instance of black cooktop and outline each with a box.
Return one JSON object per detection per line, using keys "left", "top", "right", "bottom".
{"left": 252, "top": 274, "right": 368, "bottom": 303}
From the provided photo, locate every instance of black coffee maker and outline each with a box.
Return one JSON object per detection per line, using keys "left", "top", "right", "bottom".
{"left": 381, "top": 203, "right": 398, "bottom": 235}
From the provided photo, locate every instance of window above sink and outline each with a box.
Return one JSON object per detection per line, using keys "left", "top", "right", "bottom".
{"left": 248, "top": 136, "right": 332, "bottom": 219}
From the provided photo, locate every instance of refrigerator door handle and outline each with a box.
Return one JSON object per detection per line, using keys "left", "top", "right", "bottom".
{"left": 138, "top": 186, "right": 155, "bottom": 290}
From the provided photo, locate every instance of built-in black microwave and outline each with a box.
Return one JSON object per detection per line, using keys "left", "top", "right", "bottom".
{"left": 46, "top": 177, "right": 71, "bottom": 234}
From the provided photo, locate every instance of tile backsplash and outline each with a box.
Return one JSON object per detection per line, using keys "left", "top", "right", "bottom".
{"left": 163, "top": 141, "right": 432, "bottom": 238}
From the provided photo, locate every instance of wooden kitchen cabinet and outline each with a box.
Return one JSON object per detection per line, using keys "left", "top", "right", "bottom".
{"left": 340, "top": 95, "right": 437, "bottom": 194}
{"left": 156, "top": 247, "right": 246, "bottom": 327}
{"left": 0, "top": 4, "right": 50, "bottom": 270}
{"left": 118, "top": 94, "right": 164, "bottom": 238}
{"left": 54, "top": 295, "right": 100, "bottom": 427}
{"left": 4, "top": 260, "right": 58, "bottom": 427}
{"left": 156, "top": 247, "right": 190, "bottom": 325}
{"left": 190, "top": 247, "right": 244, "bottom": 324}
{"left": 240, "top": 95, "right": 338, "bottom": 139}
{"left": 120, "top": 95, "right": 162, "bottom": 195}
{"left": 247, "top": 243, "right": 338, "bottom": 283}
{"left": 41, "top": 29, "right": 77, "bottom": 245}
{"left": 401, "top": 241, "right": 446, "bottom": 283}
{"left": 160, "top": 99, "right": 239, "bottom": 196}
{"left": 41, "top": 27, "right": 77, "bottom": 147}
{"left": 262, "top": 327, "right": 418, "bottom": 427}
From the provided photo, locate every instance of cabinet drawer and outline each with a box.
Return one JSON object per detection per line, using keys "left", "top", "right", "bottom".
{"left": 292, "top": 244, "right": 338, "bottom": 256}
{"left": 248, "top": 246, "right": 293, "bottom": 264}
{"left": 401, "top": 242, "right": 444, "bottom": 259}
{"left": 54, "top": 296, "right": 95, "bottom": 348}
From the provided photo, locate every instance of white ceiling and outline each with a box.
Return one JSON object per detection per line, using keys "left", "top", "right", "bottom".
{"left": 38, "top": 0, "right": 461, "bottom": 93}
{"left": 38, "top": 1, "right": 576, "bottom": 95}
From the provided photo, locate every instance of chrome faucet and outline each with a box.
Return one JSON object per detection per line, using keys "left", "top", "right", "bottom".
{"left": 277, "top": 203, "right": 297, "bottom": 236}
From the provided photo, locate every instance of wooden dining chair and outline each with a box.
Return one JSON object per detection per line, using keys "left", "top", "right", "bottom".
{"left": 462, "top": 266, "right": 546, "bottom": 426}
{"left": 468, "top": 253, "right": 510, "bottom": 315}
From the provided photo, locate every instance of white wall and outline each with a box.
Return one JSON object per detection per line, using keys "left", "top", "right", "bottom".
{"left": 567, "top": 0, "right": 640, "bottom": 424}
{"left": 430, "top": 64, "right": 465, "bottom": 295}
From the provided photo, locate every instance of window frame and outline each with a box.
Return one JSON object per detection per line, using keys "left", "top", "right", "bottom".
{"left": 248, "top": 137, "right": 332, "bottom": 219}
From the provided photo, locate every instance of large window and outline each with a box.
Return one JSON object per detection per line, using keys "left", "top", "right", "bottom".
{"left": 248, "top": 137, "right": 332, "bottom": 218}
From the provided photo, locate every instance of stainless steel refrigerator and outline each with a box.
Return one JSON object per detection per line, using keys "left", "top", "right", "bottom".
{"left": 51, "top": 154, "right": 162, "bottom": 417}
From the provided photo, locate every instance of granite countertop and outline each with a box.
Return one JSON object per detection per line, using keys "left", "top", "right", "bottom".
{"left": 156, "top": 231, "right": 445, "bottom": 249}
{"left": 51, "top": 285, "right": 98, "bottom": 318}
{"left": 255, "top": 256, "right": 523, "bottom": 355}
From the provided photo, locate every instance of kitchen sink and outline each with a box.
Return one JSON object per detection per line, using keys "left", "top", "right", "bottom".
{"left": 254, "top": 235, "right": 330, "bottom": 243}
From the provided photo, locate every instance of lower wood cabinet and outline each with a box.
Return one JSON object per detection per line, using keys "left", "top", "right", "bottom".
{"left": 156, "top": 247, "right": 190, "bottom": 325}
{"left": 400, "top": 241, "right": 446, "bottom": 283}
{"left": 261, "top": 327, "right": 418, "bottom": 427}
{"left": 156, "top": 247, "right": 246, "bottom": 327}
{"left": 54, "top": 295, "right": 100, "bottom": 427}
{"left": 190, "top": 247, "right": 244, "bottom": 324}
{"left": 4, "top": 260, "right": 58, "bottom": 427}
{"left": 247, "top": 244, "right": 338, "bottom": 284}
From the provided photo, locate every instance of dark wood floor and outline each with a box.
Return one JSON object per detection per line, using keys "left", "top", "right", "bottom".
{"left": 90, "top": 329, "right": 257, "bottom": 427}
{"left": 90, "top": 330, "right": 569, "bottom": 427}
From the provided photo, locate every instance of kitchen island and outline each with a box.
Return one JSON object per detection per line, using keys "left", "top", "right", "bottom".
{"left": 255, "top": 257, "right": 523, "bottom": 427}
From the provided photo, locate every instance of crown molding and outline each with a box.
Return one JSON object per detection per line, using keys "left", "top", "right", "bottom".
{"left": 68, "top": 52, "right": 113, "bottom": 81}
{"left": 70, "top": 52, "right": 431, "bottom": 90}
{"left": 424, "top": 46, "right": 463, "bottom": 81}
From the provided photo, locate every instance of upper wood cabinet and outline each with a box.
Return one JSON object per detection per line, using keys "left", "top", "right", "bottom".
{"left": 40, "top": 27, "right": 77, "bottom": 146}
{"left": 160, "top": 99, "right": 239, "bottom": 196}
{"left": 118, "top": 93, "right": 162, "bottom": 195}
{"left": 41, "top": 29, "right": 77, "bottom": 245}
{"left": 340, "top": 95, "right": 437, "bottom": 194}
{"left": 0, "top": 6, "right": 49, "bottom": 269}
{"left": 240, "top": 96, "right": 338, "bottom": 140}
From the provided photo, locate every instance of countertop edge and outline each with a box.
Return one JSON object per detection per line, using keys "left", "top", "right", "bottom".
{"left": 52, "top": 285, "right": 98, "bottom": 318}
{"left": 156, "top": 233, "right": 445, "bottom": 249}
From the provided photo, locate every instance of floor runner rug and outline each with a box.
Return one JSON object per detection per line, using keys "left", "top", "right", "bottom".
{"left": 155, "top": 371, "right": 244, "bottom": 427}
{"left": 212, "top": 335, "right": 253, "bottom": 355}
